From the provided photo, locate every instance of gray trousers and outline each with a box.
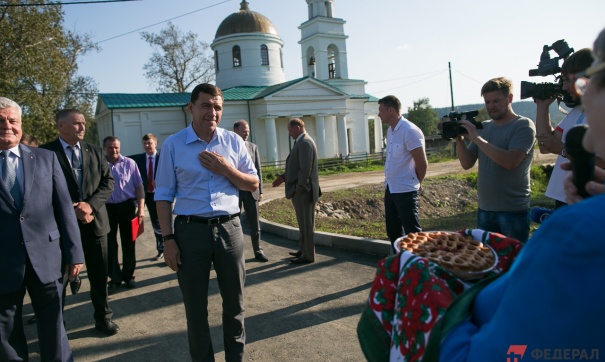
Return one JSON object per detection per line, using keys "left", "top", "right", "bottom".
{"left": 291, "top": 189, "right": 316, "bottom": 261}
{"left": 239, "top": 191, "right": 261, "bottom": 252}
{"left": 174, "top": 217, "right": 246, "bottom": 362}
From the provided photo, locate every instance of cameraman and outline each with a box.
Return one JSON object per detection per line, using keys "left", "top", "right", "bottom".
{"left": 534, "top": 48, "right": 594, "bottom": 208}
{"left": 455, "top": 77, "right": 536, "bottom": 243}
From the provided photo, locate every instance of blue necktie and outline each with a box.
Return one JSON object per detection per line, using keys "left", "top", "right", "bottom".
{"left": 1, "top": 150, "right": 22, "bottom": 209}
{"left": 68, "top": 145, "right": 83, "bottom": 193}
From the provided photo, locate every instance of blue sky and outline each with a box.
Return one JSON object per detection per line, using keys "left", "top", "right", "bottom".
{"left": 63, "top": 0, "right": 605, "bottom": 111}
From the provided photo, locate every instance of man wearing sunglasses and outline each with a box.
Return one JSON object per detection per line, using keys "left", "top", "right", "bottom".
{"left": 534, "top": 48, "right": 594, "bottom": 209}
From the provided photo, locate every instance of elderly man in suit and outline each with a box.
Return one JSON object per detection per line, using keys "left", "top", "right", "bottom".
{"left": 272, "top": 118, "right": 321, "bottom": 264}
{"left": 233, "top": 120, "right": 269, "bottom": 262}
{"left": 41, "top": 109, "right": 119, "bottom": 335}
{"left": 131, "top": 133, "right": 164, "bottom": 260}
{"left": 0, "top": 97, "right": 84, "bottom": 361}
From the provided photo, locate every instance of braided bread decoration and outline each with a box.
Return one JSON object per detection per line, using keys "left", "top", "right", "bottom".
{"left": 397, "top": 231, "right": 496, "bottom": 274}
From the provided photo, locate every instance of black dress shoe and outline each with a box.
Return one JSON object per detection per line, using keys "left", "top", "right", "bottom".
{"left": 290, "top": 257, "right": 313, "bottom": 264}
{"left": 289, "top": 251, "right": 302, "bottom": 257}
{"left": 107, "top": 282, "right": 121, "bottom": 294}
{"left": 95, "top": 320, "right": 120, "bottom": 335}
{"left": 69, "top": 275, "right": 81, "bottom": 295}
{"left": 254, "top": 250, "right": 269, "bottom": 262}
{"left": 125, "top": 278, "right": 136, "bottom": 288}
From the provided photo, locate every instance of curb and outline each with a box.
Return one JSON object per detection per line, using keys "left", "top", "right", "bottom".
{"left": 259, "top": 216, "right": 391, "bottom": 257}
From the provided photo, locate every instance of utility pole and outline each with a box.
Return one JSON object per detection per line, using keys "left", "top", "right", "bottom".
{"left": 448, "top": 62, "right": 457, "bottom": 157}
{"left": 449, "top": 62, "right": 455, "bottom": 111}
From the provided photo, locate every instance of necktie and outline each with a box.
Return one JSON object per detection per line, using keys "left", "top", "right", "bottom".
{"left": 68, "top": 145, "right": 83, "bottom": 192}
{"left": 147, "top": 156, "right": 154, "bottom": 193}
{"left": 1, "top": 150, "right": 22, "bottom": 209}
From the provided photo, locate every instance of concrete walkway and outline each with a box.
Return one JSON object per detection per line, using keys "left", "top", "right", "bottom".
{"left": 23, "top": 153, "right": 556, "bottom": 361}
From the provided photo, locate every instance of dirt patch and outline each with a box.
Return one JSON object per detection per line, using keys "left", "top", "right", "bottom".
{"left": 316, "top": 177, "right": 477, "bottom": 220}
{"left": 261, "top": 176, "right": 478, "bottom": 240}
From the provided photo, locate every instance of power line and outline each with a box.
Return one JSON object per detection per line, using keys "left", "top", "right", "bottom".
{"left": 369, "top": 70, "right": 447, "bottom": 94}
{"left": 96, "top": 0, "right": 232, "bottom": 44}
{"left": 0, "top": 0, "right": 139, "bottom": 6}
{"left": 368, "top": 69, "right": 446, "bottom": 85}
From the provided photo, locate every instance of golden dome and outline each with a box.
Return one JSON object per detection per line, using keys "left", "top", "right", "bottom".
{"left": 215, "top": 1, "right": 279, "bottom": 38}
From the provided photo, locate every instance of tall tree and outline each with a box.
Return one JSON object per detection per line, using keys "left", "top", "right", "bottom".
{"left": 141, "top": 22, "right": 214, "bottom": 93}
{"left": 406, "top": 98, "right": 439, "bottom": 136}
{"left": 0, "top": 0, "right": 99, "bottom": 144}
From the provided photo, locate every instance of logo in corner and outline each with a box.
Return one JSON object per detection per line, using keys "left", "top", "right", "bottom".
{"left": 507, "top": 345, "right": 527, "bottom": 362}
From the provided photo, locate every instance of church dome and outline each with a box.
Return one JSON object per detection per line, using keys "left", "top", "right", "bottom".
{"left": 215, "top": 1, "right": 279, "bottom": 38}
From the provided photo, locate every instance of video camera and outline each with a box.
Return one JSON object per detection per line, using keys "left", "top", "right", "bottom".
{"left": 438, "top": 110, "right": 482, "bottom": 140}
{"left": 520, "top": 39, "right": 575, "bottom": 104}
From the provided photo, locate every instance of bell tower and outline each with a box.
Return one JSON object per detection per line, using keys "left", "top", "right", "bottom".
{"left": 299, "top": 0, "right": 349, "bottom": 80}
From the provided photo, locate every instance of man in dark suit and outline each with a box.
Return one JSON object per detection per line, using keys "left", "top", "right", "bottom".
{"left": 0, "top": 97, "right": 84, "bottom": 361}
{"left": 272, "top": 118, "right": 321, "bottom": 264}
{"left": 233, "top": 120, "right": 268, "bottom": 262}
{"left": 41, "top": 109, "right": 120, "bottom": 335}
{"left": 130, "top": 133, "right": 163, "bottom": 260}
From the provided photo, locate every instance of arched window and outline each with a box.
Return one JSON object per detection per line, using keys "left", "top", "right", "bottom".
{"left": 328, "top": 48, "right": 336, "bottom": 79}
{"left": 260, "top": 44, "right": 269, "bottom": 65}
{"left": 214, "top": 50, "right": 219, "bottom": 72}
{"left": 233, "top": 45, "right": 241, "bottom": 67}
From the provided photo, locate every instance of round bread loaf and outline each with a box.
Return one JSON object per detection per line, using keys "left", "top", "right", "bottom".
{"left": 397, "top": 231, "right": 496, "bottom": 273}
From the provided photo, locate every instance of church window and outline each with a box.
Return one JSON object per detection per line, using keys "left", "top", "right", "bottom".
{"left": 214, "top": 50, "right": 219, "bottom": 72}
{"left": 261, "top": 45, "right": 269, "bottom": 65}
{"left": 233, "top": 45, "right": 241, "bottom": 67}
{"left": 280, "top": 49, "right": 284, "bottom": 68}
{"left": 328, "top": 48, "right": 336, "bottom": 78}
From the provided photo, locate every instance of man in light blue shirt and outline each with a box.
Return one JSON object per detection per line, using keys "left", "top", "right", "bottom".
{"left": 155, "top": 83, "right": 258, "bottom": 362}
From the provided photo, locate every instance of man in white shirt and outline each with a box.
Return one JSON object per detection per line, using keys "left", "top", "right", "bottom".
{"left": 378, "top": 95, "right": 428, "bottom": 251}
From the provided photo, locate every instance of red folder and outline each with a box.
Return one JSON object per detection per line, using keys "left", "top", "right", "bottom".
{"left": 131, "top": 216, "right": 144, "bottom": 242}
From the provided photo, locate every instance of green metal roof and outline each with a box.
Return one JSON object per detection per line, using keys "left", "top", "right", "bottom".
{"left": 98, "top": 93, "right": 190, "bottom": 109}
{"left": 98, "top": 78, "right": 378, "bottom": 109}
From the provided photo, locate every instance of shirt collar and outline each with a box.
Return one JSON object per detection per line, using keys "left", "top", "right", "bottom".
{"left": 393, "top": 117, "right": 404, "bottom": 131}
{"left": 4, "top": 145, "right": 21, "bottom": 158}
{"left": 107, "top": 154, "right": 125, "bottom": 164}
{"left": 58, "top": 137, "right": 80, "bottom": 151}
{"left": 295, "top": 132, "right": 306, "bottom": 142}
{"left": 185, "top": 124, "right": 223, "bottom": 145}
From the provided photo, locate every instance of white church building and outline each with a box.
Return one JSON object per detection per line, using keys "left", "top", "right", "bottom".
{"left": 95, "top": 0, "right": 383, "bottom": 161}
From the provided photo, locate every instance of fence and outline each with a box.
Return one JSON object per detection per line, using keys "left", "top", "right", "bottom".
{"left": 260, "top": 142, "right": 451, "bottom": 181}
{"left": 260, "top": 151, "right": 385, "bottom": 181}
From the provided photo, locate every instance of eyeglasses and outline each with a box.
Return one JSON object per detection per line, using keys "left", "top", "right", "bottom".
{"left": 571, "top": 61, "right": 605, "bottom": 97}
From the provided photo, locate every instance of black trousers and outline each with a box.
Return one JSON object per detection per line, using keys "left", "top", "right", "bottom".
{"left": 107, "top": 200, "right": 137, "bottom": 284}
{"left": 77, "top": 223, "right": 112, "bottom": 323}
{"left": 384, "top": 187, "right": 421, "bottom": 248}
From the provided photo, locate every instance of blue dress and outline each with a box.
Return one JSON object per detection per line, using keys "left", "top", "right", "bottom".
{"left": 440, "top": 193, "right": 605, "bottom": 361}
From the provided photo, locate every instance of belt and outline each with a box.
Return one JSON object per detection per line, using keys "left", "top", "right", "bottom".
{"left": 176, "top": 213, "right": 240, "bottom": 225}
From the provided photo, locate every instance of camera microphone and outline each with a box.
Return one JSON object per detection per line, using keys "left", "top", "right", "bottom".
{"left": 565, "top": 125, "right": 595, "bottom": 198}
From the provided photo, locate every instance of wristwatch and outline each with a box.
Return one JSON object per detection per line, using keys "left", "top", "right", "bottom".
{"left": 162, "top": 234, "right": 176, "bottom": 242}
{"left": 560, "top": 147, "right": 568, "bottom": 158}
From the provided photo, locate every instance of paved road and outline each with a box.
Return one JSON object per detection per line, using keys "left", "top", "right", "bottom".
{"left": 23, "top": 207, "right": 381, "bottom": 361}
{"left": 23, "top": 151, "right": 557, "bottom": 361}
{"left": 263, "top": 151, "right": 557, "bottom": 203}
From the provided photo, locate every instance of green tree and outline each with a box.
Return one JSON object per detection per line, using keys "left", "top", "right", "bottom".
{"left": 406, "top": 98, "right": 439, "bottom": 136}
{"left": 141, "top": 22, "right": 214, "bottom": 93}
{"left": 0, "top": 1, "right": 99, "bottom": 144}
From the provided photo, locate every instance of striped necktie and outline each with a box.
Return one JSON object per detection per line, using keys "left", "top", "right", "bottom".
{"left": 1, "top": 150, "right": 22, "bottom": 209}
